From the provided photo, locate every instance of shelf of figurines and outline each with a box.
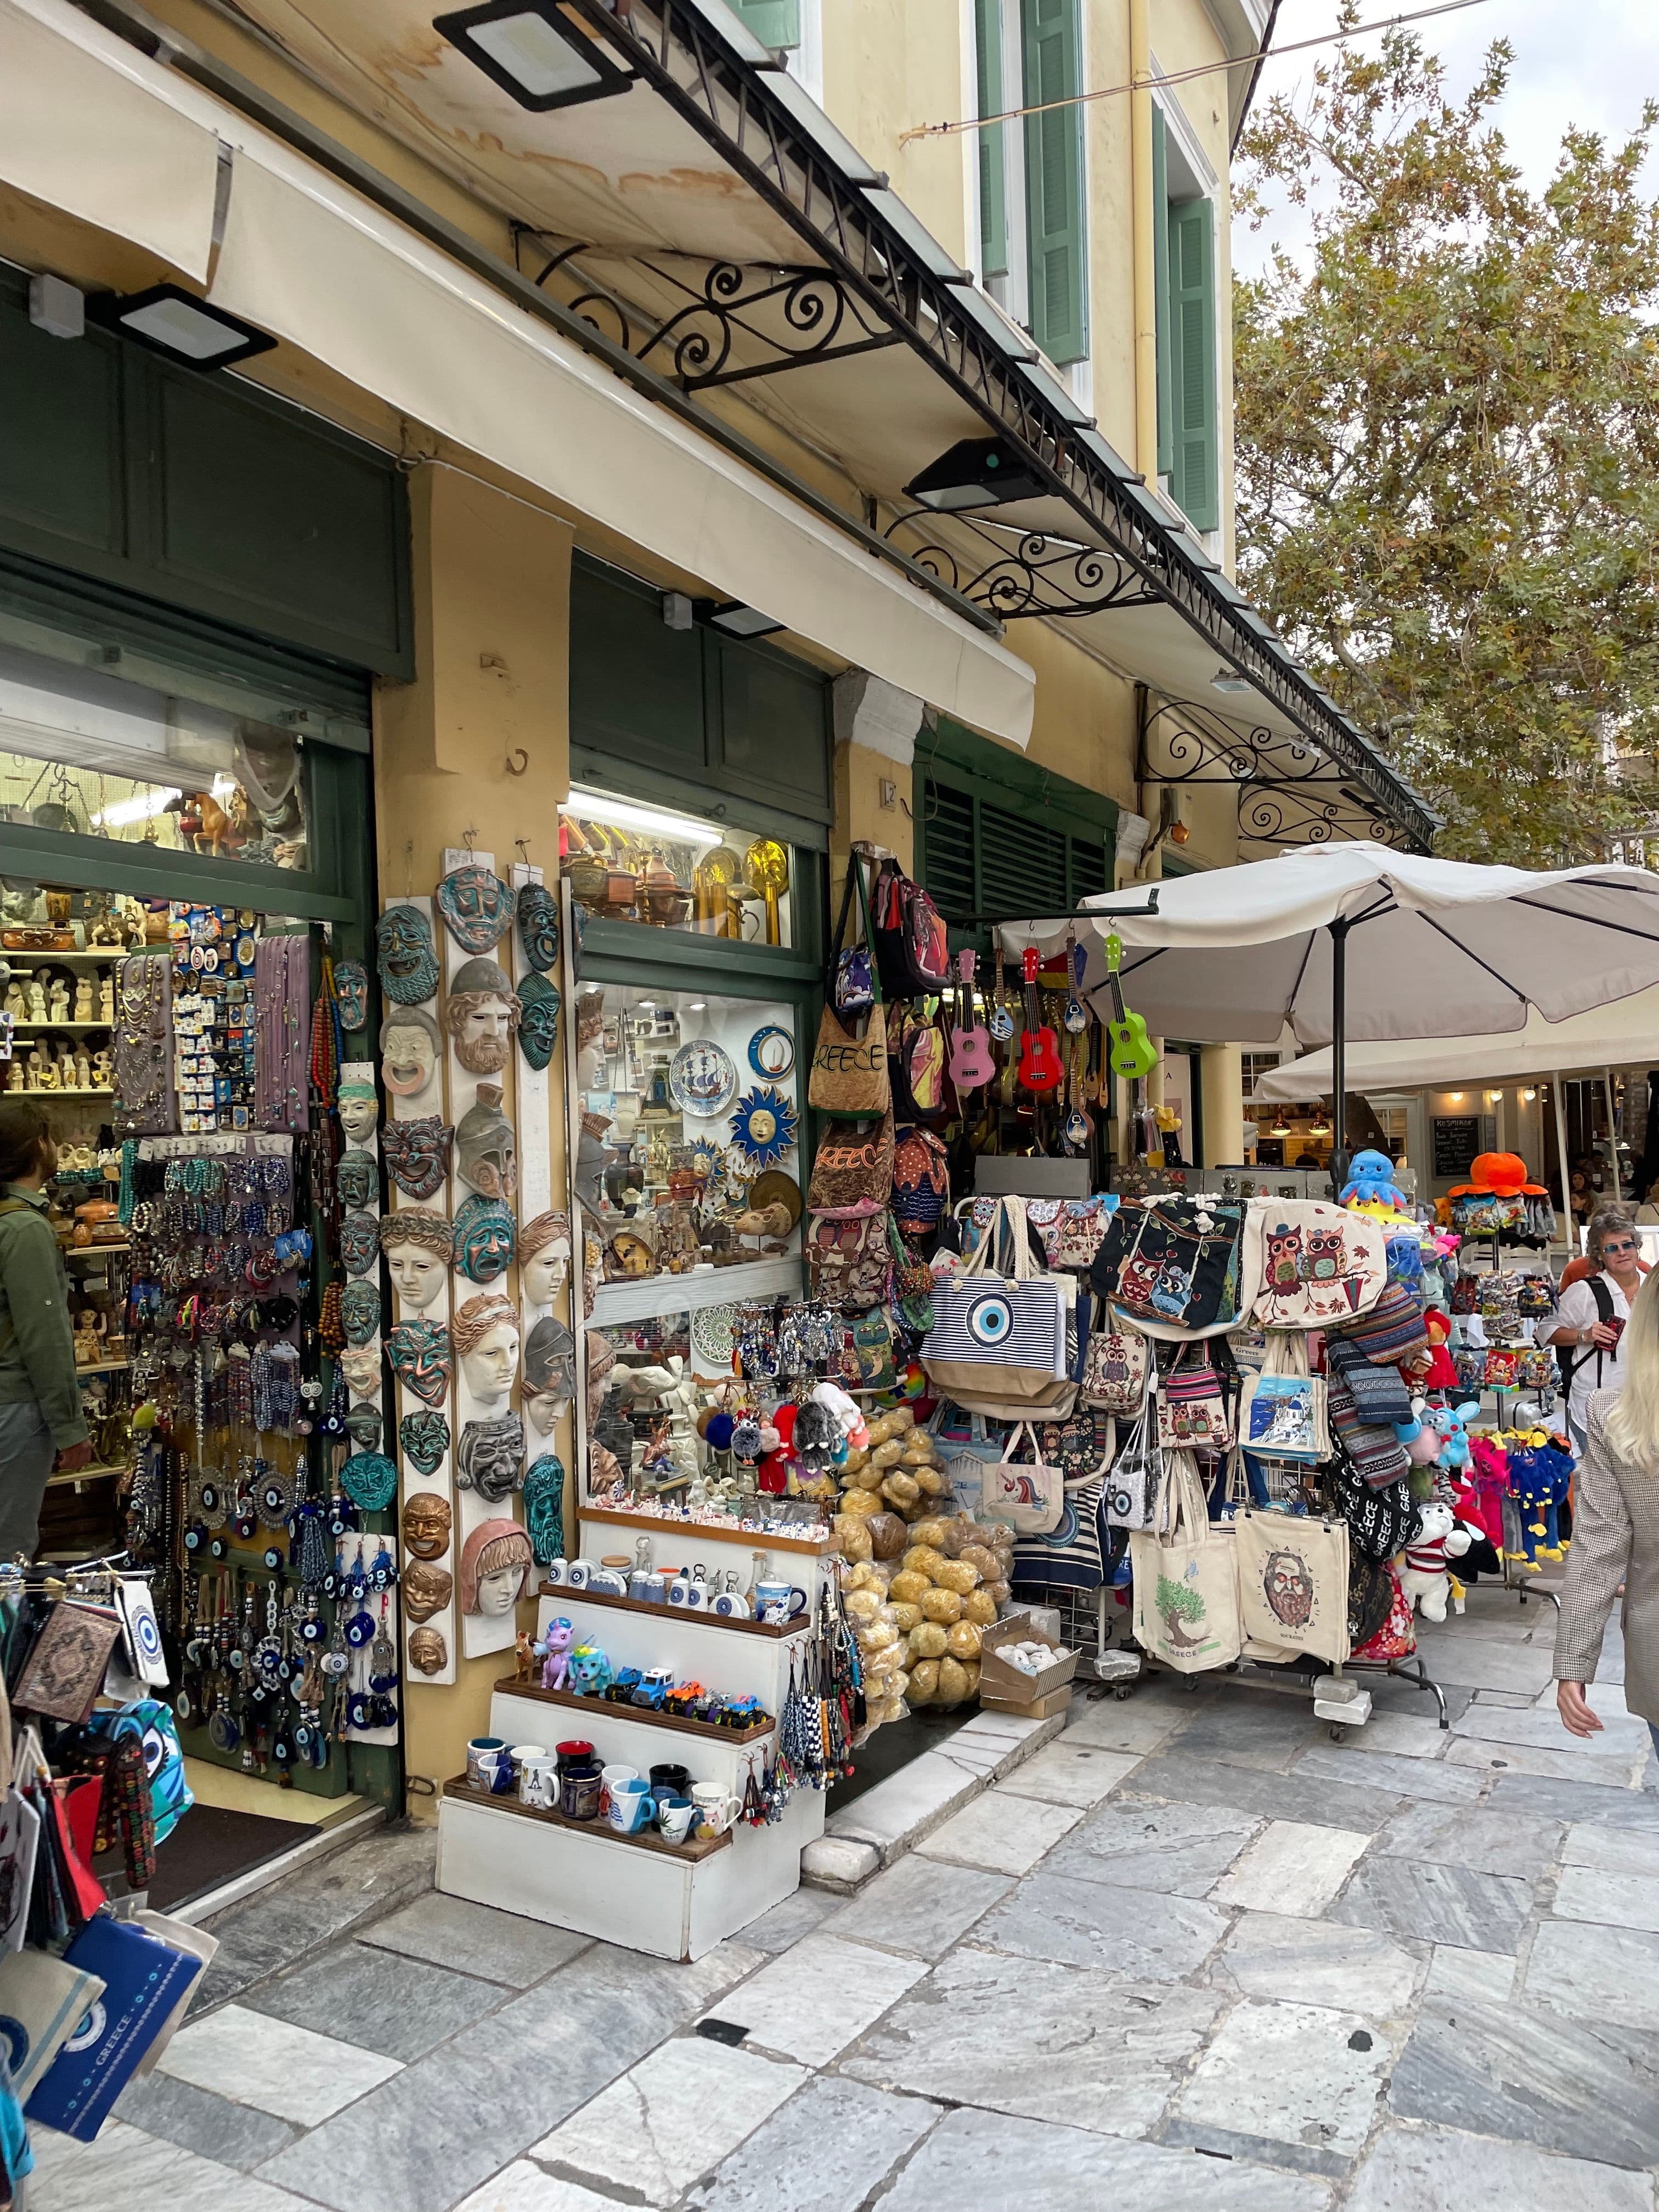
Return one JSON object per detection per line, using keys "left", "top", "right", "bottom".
{"left": 539, "top": 1581, "right": 811, "bottom": 1641}
{"left": 490, "top": 1677, "right": 776, "bottom": 1747}
{"left": 589, "top": 1253, "right": 804, "bottom": 1329}
{"left": 579, "top": 1504, "right": 832, "bottom": 1560}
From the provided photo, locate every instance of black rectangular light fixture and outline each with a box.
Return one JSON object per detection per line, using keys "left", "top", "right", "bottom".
{"left": 433, "top": 1, "right": 636, "bottom": 111}
{"left": 904, "top": 436, "right": 1048, "bottom": 513}
{"left": 85, "top": 285, "right": 275, "bottom": 370}
{"left": 706, "top": 601, "right": 784, "bottom": 639}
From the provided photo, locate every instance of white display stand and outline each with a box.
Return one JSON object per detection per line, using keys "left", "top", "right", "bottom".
{"left": 436, "top": 1508, "right": 832, "bottom": 1961}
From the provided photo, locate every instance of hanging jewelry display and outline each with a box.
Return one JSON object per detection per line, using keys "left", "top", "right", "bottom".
{"left": 113, "top": 953, "right": 175, "bottom": 1136}
{"left": 436, "top": 862, "right": 514, "bottom": 953}
{"left": 375, "top": 902, "right": 441, "bottom": 1004}
{"left": 254, "top": 934, "right": 311, "bottom": 1132}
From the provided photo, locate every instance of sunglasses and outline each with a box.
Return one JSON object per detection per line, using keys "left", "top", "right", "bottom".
{"left": 1601, "top": 1239, "right": 1638, "bottom": 1255}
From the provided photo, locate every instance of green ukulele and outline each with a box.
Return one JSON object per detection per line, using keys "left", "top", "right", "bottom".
{"left": 1102, "top": 929, "right": 1157, "bottom": 1081}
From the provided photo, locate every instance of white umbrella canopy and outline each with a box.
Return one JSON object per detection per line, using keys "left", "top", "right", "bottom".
{"left": 1001, "top": 843, "right": 1659, "bottom": 1048}
{"left": 1253, "top": 986, "right": 1659, "bottom": 1102}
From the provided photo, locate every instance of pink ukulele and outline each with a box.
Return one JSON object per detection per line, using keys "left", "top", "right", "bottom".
{"left": 947, "top": 949, "right": 994, "bottom": 1091}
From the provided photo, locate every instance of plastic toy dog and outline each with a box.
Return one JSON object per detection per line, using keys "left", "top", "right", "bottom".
{"left": 566, "top": 1641, "right": 613, "bottom": 1698}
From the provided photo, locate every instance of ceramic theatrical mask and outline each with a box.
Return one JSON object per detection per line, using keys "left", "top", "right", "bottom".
{"left": 379, "top": 1208, "right": 452, "bottom": 1310}
{"left": 402, "top": 1489, "right": 452, "bottom": 1559}
{"left": 516, "top": 879, "right": 560, "bottom": 974}
{"left": 387, "top": 1318, "right": 451, "bottom": 1408}
{"left": 402, "top": 1559, "right": 454, "bottom": 1623}
{"left": 344, "top": 1404, "right": 383, "bottom": 1452}
{"left": 520, "top": 1210, "right": 572, "bottom": 1306}
{"left": 339, "top": 1212, "right": 381, "bottom": 1278}
{"left": 523, "top": 1314, "right": 576, "bottom": 1403}
{"left": 453, "top": 1194, "right": 515, "bottom": 1284}
{"left": 399, "top": 1412, "right": 450, "bottom": 1480}
{"left": 460, "top": 1517, "right": 535, "bottom": 1616}
{"left": 517, "top": 973, "right": 561, "bottom": 1073}
{"left": 452, "top": 1293, "right": 520, "bottom": 1404}
{"left": 380, "top": 1008, "right": 442, "bottom": 1103}
{"left": 341, "top": 1279, "right": 382, "bottom": 1347}
{"left": 444, "top": 957, "right": 520, "bottom": 1076}
{"left": 376, "top": 902, "right": 440, "bottom": 1006}
{"left": 458, "top": 1413, "right": 525, "bottom": 1502}
{"left": 335, "top": 958, "right": 370, "bottom": 1034}
{"left": 338, "top": 1345, "right": 383, "bottom": 1399}
{"left": 436, "top": 863, "right": 514, "bottom": 955}
{"left": 337, "top": 1077, "right": 379, "bottom": 1144}
{"left": 337, "top": 1151, "right": 378, "bottom": 1213}
{"left": 340, "top": 1449, "right": 397, "bottom": 1511}
{"left": 523, "top": 1454, "right": 566, "bottom": 1564}
{"left": 408, "top": 1626, "right": 447, "bottom": 1675}
{"left": 381, "top": 1115, "right": 453, "bottom": 1201}
{"left": 456, "top": 1082, "right": 518, "bottom": 1204}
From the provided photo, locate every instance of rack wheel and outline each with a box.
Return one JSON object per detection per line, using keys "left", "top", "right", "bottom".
{"left": 1114, "top": 1684, "right": 1132, "bottom": 1702}
{"left": 1330, "top": 1724, "right": 1346, "bottom": 1741}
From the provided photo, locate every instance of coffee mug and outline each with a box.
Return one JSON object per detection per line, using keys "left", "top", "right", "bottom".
{"left": 648, "top": 1762, "right": 691, "bottom": 1805}
{"left": 692, "top": 1784, "right": 742, "bottom": 1837}
{"left": 543, "top": 1558, "right": 568, "bottom": 1586}
{"left": 599, "top": 1763, "right": 638, "bottom": 1814}
{"left": 466, "top": 1735, "right": 509, "bottom": 1791}
{"left": 561, "top": 1765, "right": 603, "bottom": 1821}
{"left": 555, "top": 1739, "right": 595, "bottom": 1773}
{"left": 509, "top": 1742, "right": 546, "bottom": 1775}
{"left": 607, "top": 1777, "right": 653, "bottom": 1834}
{"left": 519, "top": 1753, "right": 557, "bottom": 1809}
{"left": 754, "top": 1581, "right": 808, "bottom": 1623}
{"left": 656, "top": 1794, "right": 696, "bottom": 1844}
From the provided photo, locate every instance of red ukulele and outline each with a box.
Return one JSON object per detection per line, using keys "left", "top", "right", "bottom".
{"left": 1016, "top": 945, "right": 1062, "bottom": 1093}
{"left": 947, "top": 949, "right": 994, "bottom": 1092}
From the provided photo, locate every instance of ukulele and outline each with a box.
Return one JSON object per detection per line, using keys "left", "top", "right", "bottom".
{"left": 988, "top": 942, "right": 1015, "bottom": 1041}
{"left": 1063, "top": 1028, "right": 1092, "bottom": 1150}
{"left": 1016, "top": 946, "right": 1062, "bottom": 1093}
{"left": 1102, "top": 928, "right": 1157, "bottom": 1082}
{"left": 1063, "top": 933, "right": 1088, "bottom": 1032}
{"left": 947, "top": 949, "right": 994, "bottom": 1091}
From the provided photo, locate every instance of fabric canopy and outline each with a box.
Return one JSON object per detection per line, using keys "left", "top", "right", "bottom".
{"left": 1253, "top": 986, "right": 1659, "bottom": 1101}
{"left": 1002, "top": 843, "right": 1659, "bottom": 1047}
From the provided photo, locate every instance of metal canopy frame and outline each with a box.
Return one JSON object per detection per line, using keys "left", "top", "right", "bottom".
{"left": 882, "top": 511, "right": 1162, "bottom": 622}
{"left": 552, "top": 0, "right": 1438, "bottom": 853}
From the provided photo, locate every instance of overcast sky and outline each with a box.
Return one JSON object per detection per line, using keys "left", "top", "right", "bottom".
{"left": 1235, "top": 0, "right": 1659, "bottom": 274}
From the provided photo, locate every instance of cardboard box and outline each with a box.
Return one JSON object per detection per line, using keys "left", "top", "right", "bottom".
{"left": 978, "top": 1611, "right": 1080, "bottom": 1708}
{"left": 980, "top": 1683, "right": 1074, "bottom": 1723}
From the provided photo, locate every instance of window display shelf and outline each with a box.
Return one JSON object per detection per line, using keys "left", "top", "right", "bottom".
{"left": 46, "top": 1466, "right": 123, "bottom": 1488}
{"left": 440, "top": 1777, "right": 732, "bottom": 1862}
{"left": 74, "top": 1359, "right": 130, "bottom": 1375}
{"left": 63, "top": 1244, "right": 130, "bottom": 1260}
{"left": 580, "top": 1504, "right": 831, "bottom": 1557}
{"left": 492, "top": 1676, "right": 774, "bottom": 1745}
{"left": 536, "top": 1580, "right": 810, "bottom": 1640}
{"left": 1, "top": 951, "right": 125, "bottom": 968}
{"left": 12, "top": 1087, "right": 114, "bottom": 1099}
{"left": 10, "top": 1023, "right": 112, "bottom": 1034}
{"left": 589, "top": 1252, "right": 803, "bottom": 1328}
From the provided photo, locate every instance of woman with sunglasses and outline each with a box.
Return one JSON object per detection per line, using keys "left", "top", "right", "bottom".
{"left": 1556, "top": 1260, "right": 1659, "bottom": 1759}
{"left": 1550, "top": 1201, "right": 1647, "bottom": 1452}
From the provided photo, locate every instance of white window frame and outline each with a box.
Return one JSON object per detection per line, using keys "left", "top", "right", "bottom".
{"left": 1152, "top": 65, "right": 1222, "bottom": 553}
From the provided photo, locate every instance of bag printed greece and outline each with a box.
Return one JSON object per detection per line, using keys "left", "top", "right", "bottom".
{"left": 1104, "top": 1360, "right": 1166, "bottom": 1532}
{"left": 808, "top": 1002, "right": 890, "bottom": 1119}
{"left": 1242, "top": 1199, "right": 1386, "bottom": 1329}
{"left": 1239, "top": 1335, "right": 1329, "bottom": 1462}
{"left": 928, "top": 1403, "right": 1003, "bottom": 1515}
{"left": 1090, "top": 1197, "right": 1246, "bottom": 1338}
{"left": 807, "top": 1114, "right": 894, "bottom": 1217}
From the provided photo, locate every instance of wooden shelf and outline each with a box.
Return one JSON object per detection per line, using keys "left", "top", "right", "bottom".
{"left": 2, "top": 951, "right": 123, "bottom": 968}
{"left": 11, "top": 1088, "right": 115, "bottom": 1099}
{"left": 75, "top": 1360, "right": 130, "bottom": 1375}
{"left": 580, "top": 1504, "right": 830, "bottom": 1558}
{"left": 63, "top": 1243, "right": 129, "bottom": 1261}
{"left": 9, "top": 1024, "right": 112, "bottom": 1035}
{"left": 47, "top": 1465, "right": 124, "bottom": 1488}
{"left": 441, "top": 1776, "right": 732, "bottom": 1860}
{"left": 492, "top": 1675, "right": 774, "bottom": 1745}
{"left": 537, "top": 1580, "right": 809, "bottom": 1639}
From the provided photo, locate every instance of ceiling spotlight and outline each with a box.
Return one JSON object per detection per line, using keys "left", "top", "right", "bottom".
{"left": 904, "top": 437, "right": 1048, "bottom": 512}
{"left": 86, "top": 285, "right": 274, "bottom": 370}
{"left": 433, "top": 1, "right": 637, "bottom": 111}
{"left": 1210, "top": 667, "right": 1252, "bottom": 695}
{"left": 1522, "top": 1087, "right": 1538, "bottom": 1102}
{"left": 706, "top": 602, "right": 784, "bottom": 639}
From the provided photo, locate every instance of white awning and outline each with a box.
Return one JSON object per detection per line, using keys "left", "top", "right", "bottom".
{"left": 0, "top": 0, "right": 221, "bottom": 281}
{"left": 1255, "top": 989, "right": 1659, "bottom": 1100}
{"left": 1, "top": 0, "right": 1036, "bottom": 749}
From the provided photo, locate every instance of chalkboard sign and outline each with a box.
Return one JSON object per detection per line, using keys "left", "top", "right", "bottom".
{"left": 1432, "top": 1114, "right": 1494, "bottom": 1178}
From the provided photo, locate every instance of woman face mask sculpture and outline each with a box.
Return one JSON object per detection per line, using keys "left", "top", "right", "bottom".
{"left": 338, "top": 1081, "right": 379, "bottom": 1143}
{"left": 381, "top": 1009, "right": 442, "bottom": 1102}
{"left": 459, "top": 1518, "right": 535, "bottom": 1616}
{"left": 381, "top": 1211, "right": 452, "bottom": 1311}
{"left": 456, "top": 1082, "right": 517, "bottom": 1204}
{"left": 453, "top": 1294, "right": 521, "bottom": 1405}
{"left": 520, "top": 1211, "right": 572, "bottom": 1307}
{"left": 444, "top": 958, "right": 520, "bottom": 1076}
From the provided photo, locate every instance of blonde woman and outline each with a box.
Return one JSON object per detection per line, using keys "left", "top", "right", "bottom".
{"left": 1555, "top": 1263, "right": 1659, "bottom": 1756}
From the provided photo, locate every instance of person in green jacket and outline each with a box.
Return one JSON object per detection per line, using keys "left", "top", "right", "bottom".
{"left": 0, "top": 1099, "right": 91, "bottom": 1557}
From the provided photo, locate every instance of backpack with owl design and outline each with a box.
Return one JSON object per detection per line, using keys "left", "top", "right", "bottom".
{"left": 1240, "top": 1199, "right": 1387, "bottom": 1331}
{"left": 1088, "top": 1194, "right": 1248, "bottom": 1340}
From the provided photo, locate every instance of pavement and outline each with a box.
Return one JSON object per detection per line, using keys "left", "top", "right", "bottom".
{"left": 31, "top": 1587, "right": 1659, "bottom": 2212}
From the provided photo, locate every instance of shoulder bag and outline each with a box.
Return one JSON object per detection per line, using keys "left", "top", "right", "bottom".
{"left": 983, "top": 1421, "right": 1063, "bottom": 1536}
{"left": 807, "top": 1113, "right": 894, "bottom": 1218}
{"left": 1080, "top": 1300, "right": 1150, "bottom": 1413}
{"left": 1090, "top": 1194, "right": 1248, "bottom": 1338}
{"left": 924, "top": 1197, "right": 1075, "bottom": 1420}
{"left": 811, "top": 860, "right": 889, "bottom": 1118}
{"left": 1130, "top": 1454, "right": 1243, "bottom": 1673}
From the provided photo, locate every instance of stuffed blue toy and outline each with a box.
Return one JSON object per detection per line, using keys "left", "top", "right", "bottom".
{"left": 1340, "top": 1147, "right": 1408, "bottom": 1210}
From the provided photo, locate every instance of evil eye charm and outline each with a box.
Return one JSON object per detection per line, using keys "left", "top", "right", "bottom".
{"left": 321, "top": 1648, "right": 349, "bottom": 1677}
{"left": 183, "top": 1521, "right": 207, "bottom": 1555}
{"left": 320, "top": 1568, "right": 341, "bottom": 1601}
{"left": 345, "top": 1607, "right": 376, "bottom": 1649}
{"left": 174, "top": 1685, "right": 196, "bottom": 1725}
{"left": 292, "top": 1719, "right": 314, "bottom": 1754}
{"left": 346, "top": 1690, "right": 374, "bottom": 1731}
{"left": 964, "top": 1289, "right": 1014, "bottom": 1348}
{"left": 271, "top": 1730, "right": 293, "bottom": 1767}
{"left": 299, "top": 1611, "right": 325, "bottom": 1644}
{"left": 208, "top": 1706, "right": 240, "bottom": 1752}
{"left": 262, "top": 1545, "right": 286, "bottom": 1573}
{"left": 208, "top": 1532, "right": 230, "bottom": 1561}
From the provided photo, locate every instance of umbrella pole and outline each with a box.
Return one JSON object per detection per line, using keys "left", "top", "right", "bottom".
{"left": 1605, "top": 1068, "right": 1621, "bottom": 1201}
{"left": 1552, "top": 1071, "right": 1574, "bottom": 1259}
{"left": 1329, "top": 920, "right": 1350, "bottom": 1200}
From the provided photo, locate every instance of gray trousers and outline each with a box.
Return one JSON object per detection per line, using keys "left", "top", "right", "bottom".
{"left": 0, "top": 1401, "right": 54, "bottom": 1562}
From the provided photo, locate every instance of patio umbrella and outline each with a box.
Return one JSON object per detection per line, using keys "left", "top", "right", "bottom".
{"left": 1000, "top": 842, "right": 1659, "bottom": 1184}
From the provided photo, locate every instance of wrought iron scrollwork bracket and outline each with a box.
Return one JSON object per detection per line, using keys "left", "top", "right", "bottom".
{"left": 882, "top": 510, "right": 1161, "bottom": 620}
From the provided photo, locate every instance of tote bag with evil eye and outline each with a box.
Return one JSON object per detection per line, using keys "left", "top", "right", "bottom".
{"left": 923, "top": 1196, "right": 1074, "bottom": 1421}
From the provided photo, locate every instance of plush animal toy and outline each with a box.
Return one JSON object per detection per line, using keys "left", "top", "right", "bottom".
{"left": 1400, "top": 1500, "right": 1473, "bottom": 1621}
{"left": 534, "top": 1616, "right": 575, "bottom": 1691}
{"left": 1506, "top": 1430, "right": 1575, "bottom": 1567}
{"left": 1341, "top": 1148, "right": 1408, "bottom": 1212}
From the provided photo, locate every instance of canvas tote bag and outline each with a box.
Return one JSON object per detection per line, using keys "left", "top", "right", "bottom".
{"left": 982, "top": 1421, "right": 1064, "bottom": 1536}
{"left": 924, "top": 1197, "right": 1075, "bottom": 1421}
{"left": 1242, "top": 1199, "right": 1387, "bottom": 1330}
{"left": 1130, "top": 1455, "right": 1242, "bottom": 1673}
{"left": 1238, "top": 1331, "right": 1330, "bottom": 1462}
{"left": 1233, "top": 1504, "right": 1352, "bottom": 1664}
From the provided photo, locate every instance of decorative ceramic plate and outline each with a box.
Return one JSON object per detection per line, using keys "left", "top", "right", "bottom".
{"left": 747, "top": 1023, "right": 795, "bottom": 1080}
{"left": 690, "top": 1301, "right": 742, "bottom": 1373}
{"left": 668, "top": 1037, "right": 737, "bottom": 1119}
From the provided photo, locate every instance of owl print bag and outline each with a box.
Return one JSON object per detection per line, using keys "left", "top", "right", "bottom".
{"left": 1088, "top": 1195, "right": 1248, "bottom": 1340}
{"left": 1241, "top": 1199, "right": 1387, "bottom": 1331}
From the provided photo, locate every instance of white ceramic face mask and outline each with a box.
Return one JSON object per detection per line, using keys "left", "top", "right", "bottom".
{"left": 475, "top": 1564, "right": 522, "bottom": 1617}
{"left": 385, "top": 1239, "right": 447, "bottom": 1311}
{"left": 524, "top": 1389, "right": 568, "bottom": 1440}
{"left": 338, "top": 1092, "right": 379, "bottom": 1142}
{"left": 522, "top": 1242, "right": 571, "bottom": 1306}
{"left": 461, "top": 1321, "right": 521, "bottom": 1406}
{"left": 382, "top": 1019, "right": 438, "bottom": 1100}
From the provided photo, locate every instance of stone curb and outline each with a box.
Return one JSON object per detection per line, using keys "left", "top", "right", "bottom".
{"left": 800, "top": 1707, "right": 1070, "bottom": 1894}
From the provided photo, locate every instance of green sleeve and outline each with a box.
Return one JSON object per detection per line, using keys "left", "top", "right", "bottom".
{"left": 0, "top": 1214, "right": 89, "bottom": 1449}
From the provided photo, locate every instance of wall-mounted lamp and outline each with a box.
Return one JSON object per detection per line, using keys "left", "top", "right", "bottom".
{"left": 433, "top": 1, "right": 637, "bottom": 110}
{"left": 86, "top": 285, "right": 273, "bottom": 369}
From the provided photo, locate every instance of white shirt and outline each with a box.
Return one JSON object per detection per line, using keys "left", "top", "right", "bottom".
{"left": 1554, "top": 1272, "right": 1634, "bottom": 1420}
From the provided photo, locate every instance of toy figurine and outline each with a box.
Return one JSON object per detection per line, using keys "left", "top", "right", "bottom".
{"left": 567, "top": 1642, "right": 613, "bottom": 1698}
{"left": 515, "top": 1628, "right": 535, "bottom": 1683}
{"left": 534, "top": 1616, "right": 575, "bottom": 1691}
{"left": 72, "top": 979, "right": 92, "bottom": 1022}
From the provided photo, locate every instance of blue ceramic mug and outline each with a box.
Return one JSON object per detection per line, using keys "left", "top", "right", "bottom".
{"left": 466, "top": 1735, "right": 509, "bottom": 1792}
{"left": 755, "top": 1581, "right": 808, "bottom": 1623}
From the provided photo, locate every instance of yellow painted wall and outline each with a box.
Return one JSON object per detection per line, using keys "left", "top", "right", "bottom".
{"left": 823, "top": 0, "right": 975, "bottom": 268}
{"left": 376, "top": 467, "right": 577, "bottom": 1816}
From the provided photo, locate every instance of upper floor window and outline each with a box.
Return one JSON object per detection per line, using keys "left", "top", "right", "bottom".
{"left": 1153, "top": 104, "right": 1219, "bottom": 533}
{"left": 975, "top": 0, "right": 1088, "bottom": 366}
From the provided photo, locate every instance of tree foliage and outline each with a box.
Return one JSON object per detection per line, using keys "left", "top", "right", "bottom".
{"left": 1233, "top": 15, "right": 1659, "bottom": 864}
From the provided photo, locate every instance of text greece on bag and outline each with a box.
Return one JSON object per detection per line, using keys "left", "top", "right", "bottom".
{"left": 982, "top": 1421, "right": 1064, "bottom": 1536}
{"left": 1233, "top": 1504, "right": 1351, "bottom": 1665}
{"left": 1242, "top": 1198, "right": 1387, "bottom": 1329}
{"left": 1090, "top": 1195, "right": 1248, "bottom": 1338}
{"left": 807, "top": 1113, "right": 894, "bottom": 1218}
{"left": 809, "top": 1001, "right": 889, "bottom": 1119}
{"left": 924, "top": 1196, "right": 1075, "bottom": 1420}
{"left": 1130, "top": 1454, "right": 1243, "bottom": 1673}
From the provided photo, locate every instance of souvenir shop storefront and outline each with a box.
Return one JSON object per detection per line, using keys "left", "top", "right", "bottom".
{"left": 0, "top": 258, "right": 404, "bottom": 1929}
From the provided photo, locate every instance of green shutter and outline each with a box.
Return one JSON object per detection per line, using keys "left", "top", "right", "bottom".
{"left": 975, "top": 0, "right": 1008, "bottom": 280}
{"left": 730, "top": 0, "right": 800, "bottom": 49}
{"left": 1022, "top": 0, "right": 1088, "bottom": 365}
{"left": 1166, "top": 195, "right": 1218, "bottom": 531}
{"left": 1152, "top": 106, "right": 1173, "bottom": 481}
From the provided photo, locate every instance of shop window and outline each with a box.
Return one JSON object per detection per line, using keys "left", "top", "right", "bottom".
{"left": 974, "top": 0, "right": 1089, "bottom": 365}
{"left": 562, "top": 786, "right": 799, "bottom": 949}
